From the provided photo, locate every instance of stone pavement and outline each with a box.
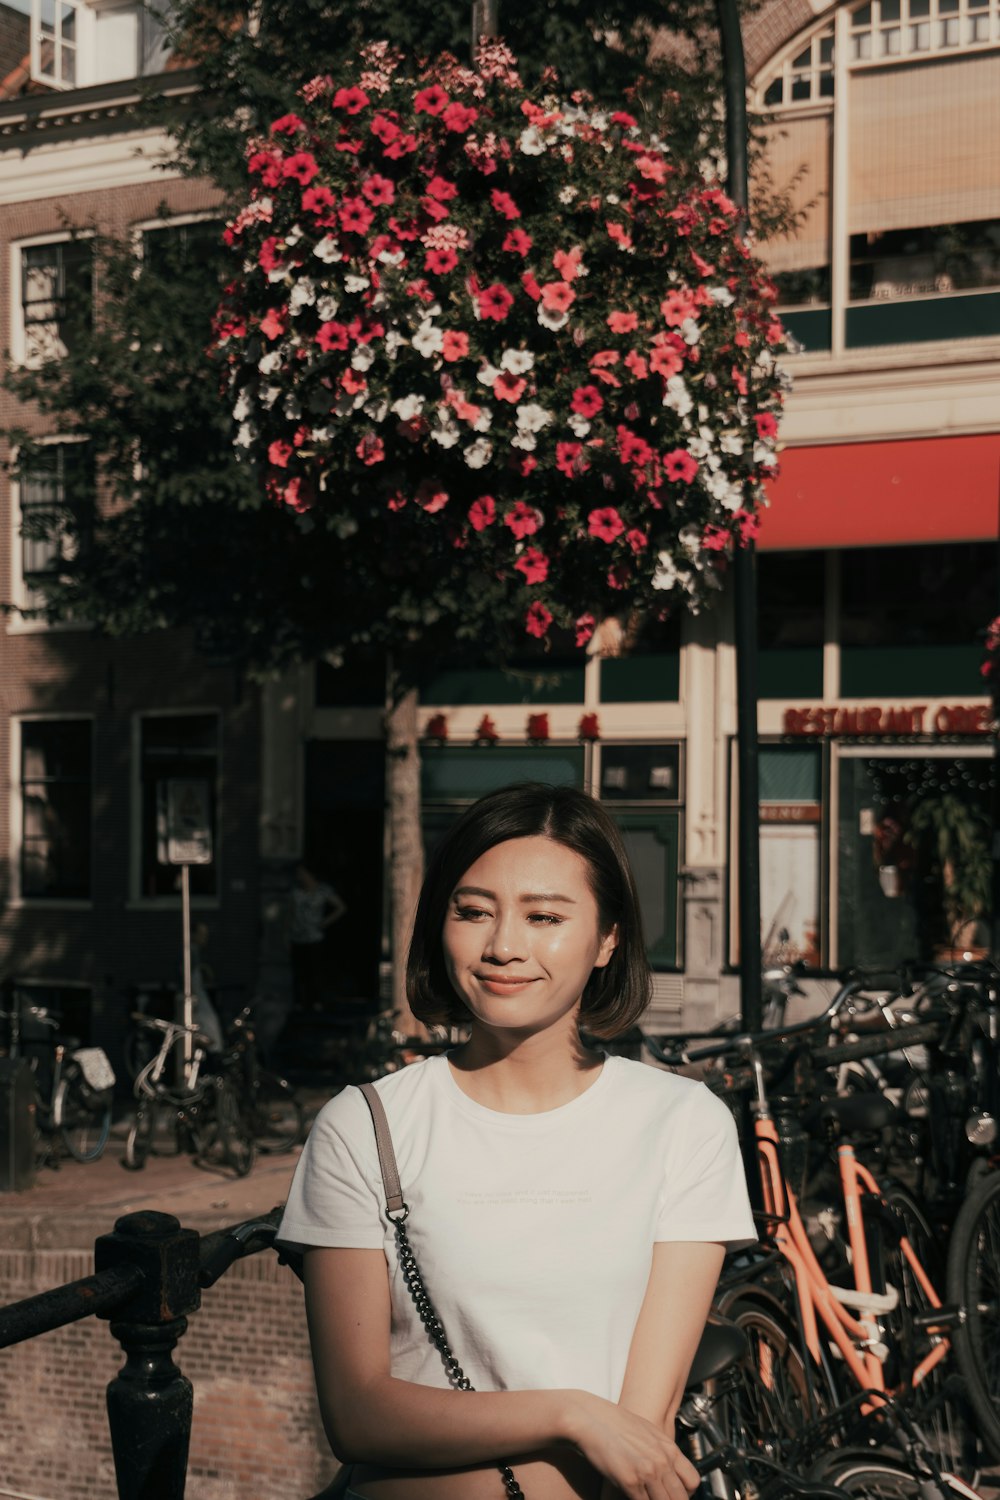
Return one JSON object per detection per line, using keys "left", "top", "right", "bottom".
{"left": 0, "top": 1090, "right": 331, "bottom": 1249}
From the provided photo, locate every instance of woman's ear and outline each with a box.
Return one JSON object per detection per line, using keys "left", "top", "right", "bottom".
{"left": 594, "top": 923, "right": 619, "bottom": 969}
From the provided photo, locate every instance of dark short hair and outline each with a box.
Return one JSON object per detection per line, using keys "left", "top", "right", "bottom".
{"left": 406, "top": 782, "right": 651, "bottom": 1039}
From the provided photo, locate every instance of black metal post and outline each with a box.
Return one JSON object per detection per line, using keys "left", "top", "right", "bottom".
{"left": 992, "top": 467, "right": 1000, "bottom": 959}
{"left": 715, "top": 0, "right": 763, "bottom": 1032}
{"left": 471, "top": 0, "right": 499, "bottom": 52}
{"left": 95, "top": 1210, "right": 202, "bottom": 1500}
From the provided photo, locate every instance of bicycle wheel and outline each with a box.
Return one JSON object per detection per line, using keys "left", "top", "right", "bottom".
{"left": 215, "top": 1080, "right": 256, "bottom": 1178}
{"left": 54, "top": 1073, "right": 111, "bottom": 1162}
{"left": 123, "top": 1103, "right": 157, "bottom": 1170}
{"left": 251, "top": 1072, "right": 303, "bottom": 1152}
{"left": 708, "top": 1296, "right": 816, "bottom": 1467}
{"left": 810, "top": 1450, "right": 969, "bottom": 1497}
{"left": 876, "top": 1183, "right": 983, "bottom": 1482}
{"left": 946, "top": 1168, "right": 1000, "bottom": 1461}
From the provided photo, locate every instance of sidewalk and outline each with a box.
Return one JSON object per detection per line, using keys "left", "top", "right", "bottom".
{"left": 0, "top": 1091, "right": 330, "bottom": 1250}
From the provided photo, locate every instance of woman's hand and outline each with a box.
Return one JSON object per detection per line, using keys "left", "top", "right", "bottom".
{"left": 567, "top": 1392, "right": 699, "bottom": 1500}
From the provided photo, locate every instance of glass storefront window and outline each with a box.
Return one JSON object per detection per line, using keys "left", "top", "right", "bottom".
{"left": 759, "top": 745, "right": 824, "bottom": 967}
{"left": 758, "top": 552, "right": 825, "bottom": 699}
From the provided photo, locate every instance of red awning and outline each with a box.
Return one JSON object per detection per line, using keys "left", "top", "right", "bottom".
{"left": 758, "top": 434, "right": 1000, "bottom": 550}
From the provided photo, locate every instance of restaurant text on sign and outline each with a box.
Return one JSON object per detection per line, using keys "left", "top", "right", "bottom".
{"left": 783, "top": 704, "right": 991, "bottom": 738}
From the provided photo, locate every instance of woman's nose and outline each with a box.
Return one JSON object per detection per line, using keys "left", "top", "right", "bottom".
{"left": 483, "top": 911, "right": 525, "bottom": 961}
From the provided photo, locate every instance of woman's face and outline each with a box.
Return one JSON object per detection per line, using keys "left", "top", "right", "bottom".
{"left": 442, "top": 835, "right": 617, "bottom": 1036}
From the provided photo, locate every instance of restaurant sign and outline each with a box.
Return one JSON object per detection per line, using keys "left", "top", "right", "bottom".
{"left": 783, "top": 704, "right": 991, "bottom": 738}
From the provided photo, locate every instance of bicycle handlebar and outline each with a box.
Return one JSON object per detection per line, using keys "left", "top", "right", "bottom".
{"left": 130, "top": 1012, "right": 203, "bottom": 1037}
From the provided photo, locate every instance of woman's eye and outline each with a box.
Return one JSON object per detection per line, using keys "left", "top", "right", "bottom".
{"left": 454, "top": 905, "right": 489, "bottom": 921}
{"left": 529, "top": 913, "right": 563, "bottom": 926}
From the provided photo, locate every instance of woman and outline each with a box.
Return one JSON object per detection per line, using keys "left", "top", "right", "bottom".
{"left": 278, "top": 783, "right": 755, "bottom": 1500}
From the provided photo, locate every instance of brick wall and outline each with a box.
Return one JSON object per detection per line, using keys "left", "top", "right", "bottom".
{"left": 0, "top": 3, "right": 28, "bottom": 87}
{"left": 0, "top": 1246, "right": 336, "bottom": 1500}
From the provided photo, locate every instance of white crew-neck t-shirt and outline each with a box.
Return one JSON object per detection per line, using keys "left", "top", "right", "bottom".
{"left": 278, "top": 1053, "right": 756, "bottom": 1403}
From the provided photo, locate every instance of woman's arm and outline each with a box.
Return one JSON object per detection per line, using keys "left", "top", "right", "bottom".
{"left": 304, "top": 1246, "right": 700, "bottom": 1499}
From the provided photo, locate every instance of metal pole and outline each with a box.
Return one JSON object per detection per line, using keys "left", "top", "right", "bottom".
{"left": 715, "top": 0, "right": 763, "bottom": 1032}
{"left": 471, "top": 0, "right": 499, "bottom": 53}
{"left": 992, "top": 464, "right": 1000, "bottom": 959}
{"left": 180, "top": 863, "right": 193, "bottom": 1083}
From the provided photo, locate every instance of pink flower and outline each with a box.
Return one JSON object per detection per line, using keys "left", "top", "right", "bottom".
{"left": 339, "top": 197, "right": 374, "bottom": 235}
{"left": 755, "top": 412, "right": 779, "bottom": 439}
{"left": 571, "top": 385, "right": 603, "bottom": 418}
{"left": 736, "top": 509, "right": 760, "bottom": 544}
{"left": 268, "top": 439, "right": 292, "bottom": 468}
{"left": 413, "top": 84, "right": 449, "bottom": 115}
{"left": 490, "top": 189, "right": 520, "bottom": 220}
{"left": 661, "top": 289, "right": 697, "bottom": 327}
{"left": 540, "top": 280, "right": 575, "bottom": 313}
{"left": 520, "top": 270, "right": 542, "bottom": 302}
{"left": 493, "top": 372, "right": 526, "bottom": 403}
{"left": 502, "top": 228, "right": 532, "bottom": 256}
{"left": 442, "top": 101, "right": 478, "bottom": 132}
{"left": 416, "top": 481, "right": 449, "bottom": 512}
{"left": 515, "top": 547, "right": 549, "bottom": 584}
{"left": 426, "top": 176, "right": 459, "bottom": 201}
{"left": 270, "top": 113, "right": 306, "bottom": 136}
{"left": 387, "top": 489, "right": 407, "bottom": 511}
{"left": 635, "top": 153, "right": 668, "bottom": 184}
{"left": 383, "top": 133, "right": 418, "bottom": 159}
{"left": 626, "top": 528, "right": 648, "bottom": 554}
{"left": 469, "top": 495, "right": 496, "bottom": 531}
{"left": 332, "top": 86, "right": 369, "bottom": 113}
{"left": 260, "top": 306, "right": 287, "bottom": 341}
{"left": 606, "top": 221, "right": 633, "bottom": 249}
{"left": 362, "top": 174, "right": 395, "bottom": 206}
{"left": 624, "top": 350, "right": 649, "bottom": 379}
{"left": 442, "top": 330, "right": 469, "bottom": 361}
{"left": 356, "top": 433, "right": 385, "bottom": 465}
{"left": 282, "top": 476, "right": 312, "bottom": 511}
{"left": 664, "top": 449, "right": 699, "bottom": 483}
{"left": 258, "top": 236, "right": 284, "bottom": 272}
{"left": 525, "top": 607, "right": 552, "bottom": 641}
{"left": 588, "top": 507, "right": 625, "bottom": 543}
{"left": 477, "top": 283, "right": 514, "bottom": 321}
{"left": 701, "top": 526, "right": 729, "bottom": 551}
{"left": 575, "top": 614, "right": 596, "bottom": 648}
{"left": 610, "top": 110, "right": 637, "bottom": 128}
{"left": 370, "top": 113, "right": 400, "bottom": 144}
{"left": 315, "top": 321, "right": 349, "bottom": 351}
{"left": 302, "top": 185, "right": 336, "bottom": 216}
{"left": 425, "top": 247, "right": 458, "bottom": 274}
{"left": 553, "top": 247, "right": 583, "bottom": 281}
{"left": 282, "top": 151, "right": 318, "bottom": 185}
{"left": 504, "top": 501, "right": 541, "bottom": 539}
{"left": 607, "top": 310, "right": 638, "bottom": 333}
{"left": 649, "top": 336, "right": 685, "bottom": 378}
{"left": 556, "top": 441, "right": 588, "bottom": 477}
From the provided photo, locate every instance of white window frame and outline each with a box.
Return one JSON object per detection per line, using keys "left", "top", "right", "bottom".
{"left": 9, "top": 714, "right": 94, "bottom": 908}
{"left": 129, "top": 708, "right": 223, "bottom": 909}
{"left": 29, "top": 0, "right": 171, "bottom": 89}
{"left": 11, "top": 231, "right": 94, "bottom": 371}
{"left": 8, "top": 433, "right": 91, "bottom": 633}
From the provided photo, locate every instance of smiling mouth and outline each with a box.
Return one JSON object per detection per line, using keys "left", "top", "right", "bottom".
{"left": 476, "top": 974, "right": 536, "bottom": 988}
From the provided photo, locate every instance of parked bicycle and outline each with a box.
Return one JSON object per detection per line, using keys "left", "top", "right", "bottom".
{"left": 0, "top": 986, "right": 115, "bottom": 1164}
{"left": 221, "top": 1006, "right": 303, "bottom": 1153}
{"left": 122, "top": 1013, "right": 255, "bottom": 1177}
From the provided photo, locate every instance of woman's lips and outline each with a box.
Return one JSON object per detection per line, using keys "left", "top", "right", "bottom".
{"left": 476, "top": 974, "right": 536, "bottom": 993}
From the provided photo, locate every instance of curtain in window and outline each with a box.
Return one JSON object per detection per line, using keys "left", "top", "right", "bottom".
{"left": 755, "top": 113, "right": 832, "bottom": 272}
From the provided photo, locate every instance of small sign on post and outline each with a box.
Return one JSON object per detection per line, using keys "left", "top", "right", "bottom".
{"left": 157, "top": 779, "right": 213, "bottom": 1081}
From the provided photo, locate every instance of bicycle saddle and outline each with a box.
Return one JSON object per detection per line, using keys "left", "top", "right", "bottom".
{"left": 802, "top": 1091, "right": 898, "bottom": 1136}
{"left": 685, "top": 1316, "right": 748, "bottom": 1386}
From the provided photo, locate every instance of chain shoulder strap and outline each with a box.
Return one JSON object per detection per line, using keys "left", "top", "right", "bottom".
{"left": 357, "top": 1082, "right": 525, "bottom": 1500}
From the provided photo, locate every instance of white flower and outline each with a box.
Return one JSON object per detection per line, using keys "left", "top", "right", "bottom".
{"left": 316, "top": 294, "right": 339, "bottom": 321}
{"left": 377, "top": 248, "right": 406, "bottom": 266}
{"left": 385, "top": 330, "right": 407, "bottom": 359}
{"left": 687, "top": 432, "right": 711, "bottom": 460}
{"left": 392, "top": 394, "right": 425, "bottom": 421}
{"left": 258, "top": 384, "right": 281, "bottom": 409}
{"left": 652, "top": 551, "right": 678, "bottom": 591}
{"left": 233, "top": 390, "right": 253, "bottom": 422}
{"left": 754, "top": 442, "right": 779, "bottom": 468}
{"left": 285, "top": 225, "right": 303, "bottom": 246}
{"left": 258, "top": 350, "right": 283, "bottom": 376}
{"left": 234, "top": 421, "right": 256, "bottom": 447}
{"left": 412, "top": 322, "right": 444, "bottom": 358}
{"left": 267, "top": 267, "right": 287, "bottom": 285}
{"left": 352, "top": 345, "right": 375, "bottom": 371}
{"left": 519, "top": 126, "right": 546, "bottom": 155}
{"left": 313, "top": 236, "right": 340, "bottom": 263}
{"left": 312, "top": 426, "right": 332, "bottom": 443}
{"left": 283, "top": 394, "right": 302, "bottom": 420}
{"left": 477, "top": 363, "right": 501, "bottom": 386}
{"left": 464, "top": 438, "right": 493, "bottom": 468}
{"left": 364, "top": 397, "right": 389, "bottom": 423}
{"left": 568, "top": 412, "right": 591, "bottom": 438}
{"left": 515, "top": 402, "right": 552, "bottom": 433}
{"left": 662, "top": 375, "right": 693, "bottom": 417}
{"left": 471, "top": 406, "right": 493, "bottom": 433}
{"left": 537, "top": 304, "right": 569, "bottom": 331}
{"left": 431, "top": 421, "right": 461, "bottom": 449}
{"left": 710, "top": 285, "right": 735, "bottom": 307}
{"left": 754, "top": 348, "right": 775, "bottom": 374}
{"left": 511, "top": 431, "right": 537, "bottom": 451}
{"left": 289, "top": 279, "right": 316, "bottom": 313}
{"left": 344, "top": 273, "right": 369, "bottom": 293}
{"left": 558, "top": 186, "right": 578, "bottom": 204}
{"left": 720, "top": 431, "right": 744, "bottom": 456}
{"left": 681, "top": 317, "right": 701, "bottom": 346}
{"left": 501, "top": 348, "right": 534, "bottom": 374}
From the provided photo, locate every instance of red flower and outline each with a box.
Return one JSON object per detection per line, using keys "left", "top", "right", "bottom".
{"left": 736, "top": 510, "right": 761, "bottom": 544}
{"left": 302, "top": 185, "right": 336, "bottom": 216}
{"left": 755, "top": 412, "right": 779, "bottom": 439}
{"left": 442, "top": 330, "right": 469, "bottom": 362}
{"left": 475, "top": 714, "right": 499, "bottom": 744}
{"left": 260, "top": 306, "right": 288, "bottom": 341}
{"left": 315, "top": 321, "right": 349, "bottom": 352}
{"left": 416, "top": 481, "right": 449, "bottom": 513}
{"left": 425, "top": 248, "right": 458, "bottom": 275}
{"left": 578, "top": 713, "right": 600, "bottom": 741}
{"left": 356, "top": 433, "right": 385, "bottom": 465}
{"left": 649, "top": 336, "right": 685, "bottom": 378}
{"left": 553, "top": 247, "right": 583, "bottom": 281}
{"left": 370, "top": 113, "right": 400, "bottom": 144}
{"left": 426, "top": 175, "right": 458, "bottom": 201}
{"left": 610, "top": 110, "right": 637, "bottom": 128}
{"left": 258, "top": 236, "right": 284, "bottom": 272}
{"left": 477, "top": 283, "right": 514, "bottom": 321}
{"left": 424, "top": 713, "right": 449, "bottom": 740}
{"left": 469, "top": 495, "right": 496, "bottom": 531}
{"left": 701, "top": 526, "right": 729, "bottom": 551}
{"left": 626, "top": 528, "right": 648, "bottom": 554}
{"left": 247, "top": 149, "right": 283, "bottom": 187}
{"left": 624, "top": 350, "right": 649, "bottom": 379}
{"left": 504, "top": 501, "right": 541, "bottom": 539}
{"left": 270, "top": 112, "right": 305, "bottom": 136}
{"left": 386, "top": 489, "right": 407, "bottom": 511}
{"left": 502, "top": 228, "right": 532, "bottom": 256}
{"left": 493, "top": 372, "right": 527, "bottom": 403}
{"left": 571, "top": 385, "right": 604, "bottom": 418}
{"left": 490, "top": 189, "right": 521, "bottom": 220}
{"left": 282, "top": 151, "right": 318, "bottom": 185}
{"left": 442, "top": 101, "right": 478, "bottom": 131}
{"left": 383, "top": 133, "right": 419, "bottom": 159}
{"left": 339, "top": 197, "right": 374, "bottom": 235}
{"left": 635, "top": 153, "right": 668, "bottom": 184}
{"left": 333, "top": 86, "right": 369, "bottom": 113}
{"left": 575, "top": 614, "right": 596, "bottom": 648}
{"left": 607, "top": 310, "right": 638, "bottom": 333}
{"left": 661, "top": 289, "right": 697, "bottom": 327}
{"left": 664, "top": 449, "right": 699, "bottom": 483}
{"left": 414, "top": 84, "right": 449, "bottom": 115}
{"left": 515, "top": 547, "right": 549, "bottom": 584}
{"left": 526, "top": 709, "right": 550, "bottom": 736}
{"left": 362, "top": 174, "right": 395, "bottom": 206}
{"left": 268, "top": 439, "right": 292, "bottom": 468}
{"left": 606, "top": 221, "right": 633, "bottom": 249}
{"left": 588, "top": 507, "right": 625, "bottom": 543}
{"left": 540, "top": 280, "right": 575, "bottom": 313}
{"left": 521, "top": 270, "right": 542, "bottom": 301}
{"left": 556, "top": 441, "right": 587, "bottom": 477}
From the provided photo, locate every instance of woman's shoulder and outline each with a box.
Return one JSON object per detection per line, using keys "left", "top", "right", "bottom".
{"left": 604, "top": 1055, "right": 732, "bottom": 1122}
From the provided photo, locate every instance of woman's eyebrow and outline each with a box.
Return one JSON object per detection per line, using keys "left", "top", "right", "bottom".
{"left": 451, "top": 886, "right": 577, "bottom": 904}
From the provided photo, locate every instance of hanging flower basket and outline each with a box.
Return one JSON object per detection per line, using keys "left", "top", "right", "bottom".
{"left": 213, "top": 41, "right": 787, "bottom": 653}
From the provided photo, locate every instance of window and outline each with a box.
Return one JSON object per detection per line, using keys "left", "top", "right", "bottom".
{"left": 758, "top": 553, "right": 826, "bottom": 698}
{"left": 849, "top": 218, "right": 1000, "bottom": 301}
{"left": 141, "top": 219, "right": 225, "bottom": 279}
{"left": 850, "top": 0, "right": 999, "bottom": 60}
{"left": 762, "top": 25, "right": 836, "bottom": 108}
{"left": 17, "top": 441, "right": 92, "bottom": 614}
{"left": 139, "top": 715, "right": 219, "bottom": 898}
{"left": 32, "top": 0, "right": 79, "bottom": 86}
{"left": 20, "top": 239, "right": 92, "bottom": 365}
{"left": 19, "top": 720, "right": 92, "bottom": 900}
{"left": 30, "top": 0, "right": 174, "bottom": 89}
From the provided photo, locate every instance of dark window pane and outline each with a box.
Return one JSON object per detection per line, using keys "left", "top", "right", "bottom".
{"left": 849, "top": 219, "right": 1000, "bottom": 301}
{"left": 758, "top": 553, "right": 825, "bottom": 698}
{"left": 20, "top": 720, "right": 91, "bottom": 899}
{"left": 600, "top": 745, "right": 681, "bottom": 802}
{"left": 140, "top": 715, "right": 218, "bottom": 897}
{"left": 600, "top": 613, "right": 681, "bottom": 702}
{"left": 764, "top": 78, "right": 783, "bottom": 106}
{"left": 21, "top": 240, "right": 92, "bottom": 361}
{"left": 142, "top": 221, "right": 225, "bottom": 280}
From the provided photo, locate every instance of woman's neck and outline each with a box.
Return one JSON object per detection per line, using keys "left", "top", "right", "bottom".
{"left": 449, "top": 1019, "right": 603, "bottom": 1114}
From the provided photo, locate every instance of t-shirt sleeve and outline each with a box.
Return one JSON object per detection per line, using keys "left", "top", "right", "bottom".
{"left": 275, "top": 1087, "right": 385, "bottom": 1255}
{"left": 655, "top": 1083, "right": 758, "bottom": 1251}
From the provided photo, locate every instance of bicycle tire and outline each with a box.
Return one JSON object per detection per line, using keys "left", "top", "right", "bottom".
{"left": 55, "top": 1074, "right": 111, "bottom": 1163}
{"left": 874, "top": 1182, "right": 983, "bottom": 1483}
{"left": 123, "top": 1103, "right": 157, "bottom": 1171}
{"left": 707, "top": 1295, "right": 816, "bottom": 1467}
{"left": 251, "top": 1072, "right": 303, "bottom": 1153}
{"left": 809, "top": 1450, "right": 971, "bottom": 1498}
{"left": 946, "top": 1168, "right": 1000, "bottom": 1462}
{"left": 215, "top": 1079, "right": 256, "bottom": 1178}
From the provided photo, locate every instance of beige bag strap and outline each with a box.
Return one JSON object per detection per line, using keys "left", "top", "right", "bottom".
{"left": 358, "top": 1081, "right": 407, "bottom": 1218}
